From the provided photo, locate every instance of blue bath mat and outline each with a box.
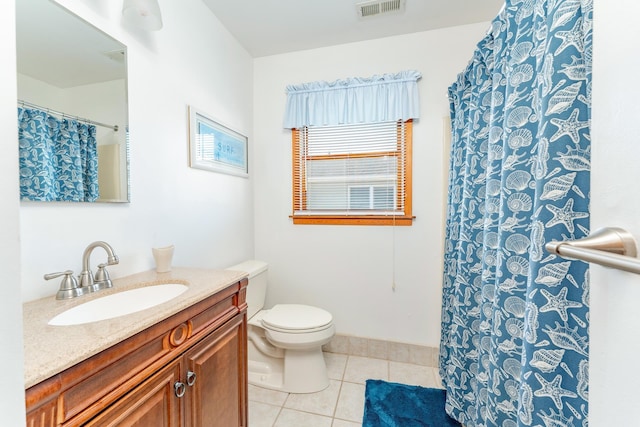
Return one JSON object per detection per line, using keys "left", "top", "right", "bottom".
{"left": 363, "top": 380, "right": 461, "bottom": 427}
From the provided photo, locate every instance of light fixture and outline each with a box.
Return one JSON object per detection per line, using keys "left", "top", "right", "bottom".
{"left": 122, "top": 0, "right": 163, "bottom": 31}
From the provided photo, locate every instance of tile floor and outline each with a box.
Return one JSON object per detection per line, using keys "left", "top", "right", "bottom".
{"left": 248, "top": 352, "right": 444, "bottom": 427}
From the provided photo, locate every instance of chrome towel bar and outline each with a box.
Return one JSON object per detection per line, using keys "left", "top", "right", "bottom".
{"left": 545, "top": 227, "right": 640, "bottom": 274}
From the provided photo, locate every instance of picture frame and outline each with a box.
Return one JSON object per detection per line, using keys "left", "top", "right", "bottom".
{"left": 188, "top": 106, "right": 248, "bottom": 177}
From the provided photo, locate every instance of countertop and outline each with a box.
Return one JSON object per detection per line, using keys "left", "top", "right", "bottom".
{"left": 22, "top": 267, "right": 247, "bottom": 389}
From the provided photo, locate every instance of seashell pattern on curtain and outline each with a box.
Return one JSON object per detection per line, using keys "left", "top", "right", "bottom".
{"left": 18, "top": 107, "right": 99, "bottom": 202}
{"left": 440, "top": 0, "right": 592, "bottom": 426}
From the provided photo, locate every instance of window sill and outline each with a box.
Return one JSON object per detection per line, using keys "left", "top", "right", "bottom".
{"left": 290, "top": 215, "right": 414, "bottom": 226}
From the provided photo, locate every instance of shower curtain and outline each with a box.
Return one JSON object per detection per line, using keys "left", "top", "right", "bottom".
{"left": 440, "top": 1, "right": 592, "bottom": 426}
{"left": 18, "top": 107, "right": 99, "bottom": 202}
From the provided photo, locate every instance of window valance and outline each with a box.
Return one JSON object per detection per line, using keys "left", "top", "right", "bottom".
{"left": 283, "top": 70, "right": 421, "bottom": 129}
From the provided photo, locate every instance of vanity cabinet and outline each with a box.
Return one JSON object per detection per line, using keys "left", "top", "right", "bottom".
{"left": 84, "top": 360, "right": 182, "bottom": 426}
{"left": 25, "top": 278, "right": 248, "bottom": 427}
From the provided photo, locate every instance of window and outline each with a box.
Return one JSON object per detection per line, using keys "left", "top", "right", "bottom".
{"left": 292, "top": 120, "right": 413, "bottom": 226}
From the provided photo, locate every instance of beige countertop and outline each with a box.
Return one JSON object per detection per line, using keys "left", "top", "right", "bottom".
{"left": 22, "top": 267, "right": 247, "bottom": 389}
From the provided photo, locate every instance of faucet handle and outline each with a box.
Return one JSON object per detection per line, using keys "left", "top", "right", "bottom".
{"left": 94, "top": 263, "right": 113, "bottom": 289}
{"left": 44, "top": 270, "right": 84, "bottom": 300}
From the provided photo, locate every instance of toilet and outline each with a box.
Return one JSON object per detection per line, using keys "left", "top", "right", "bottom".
{"left": 226, "top": 260, "right": 335, "bottom": 393}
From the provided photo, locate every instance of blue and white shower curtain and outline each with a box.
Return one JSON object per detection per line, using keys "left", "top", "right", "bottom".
{"left": 440, "top": 1, "right": 592, "bottom": 426}
{"left": 18, "top": 107, "right": 99, "bottom": 202}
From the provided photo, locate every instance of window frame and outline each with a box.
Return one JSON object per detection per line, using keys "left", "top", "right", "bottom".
{"left": 291, "top": 120, "right": 414, "bottom": 226}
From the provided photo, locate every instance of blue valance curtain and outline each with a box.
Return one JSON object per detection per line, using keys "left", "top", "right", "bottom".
{"left": 283, "top": 70, "right": 421, "bottom": 129}
{"left": 440, "top": 0, "right": 592, "bottom": 426}
{"left": 18, "top": 107, "right": 99, "bottom": 202}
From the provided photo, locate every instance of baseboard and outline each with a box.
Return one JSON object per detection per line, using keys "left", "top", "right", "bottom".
{"left": 322, "top": 334, "right": 439, "bottom": 368}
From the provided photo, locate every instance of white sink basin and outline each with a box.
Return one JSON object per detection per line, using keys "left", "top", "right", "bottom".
{"left": 48, "top": 283, "right": 189, "bottom": 326}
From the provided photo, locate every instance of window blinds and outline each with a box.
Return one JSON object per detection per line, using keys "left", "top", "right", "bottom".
{"left": 293, "top": 120, "right": 409, "bottom": 216}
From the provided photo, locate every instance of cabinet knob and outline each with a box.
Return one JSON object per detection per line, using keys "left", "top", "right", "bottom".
{"left": 187, "top": 371, "right": 197, "bottom": 387}
{"left": 174, "top": 381, "right": 186, "bottom": 398}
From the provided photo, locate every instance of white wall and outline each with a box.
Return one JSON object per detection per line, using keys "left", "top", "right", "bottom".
{"left": 253, "top": 23, "right": 488, "bottom": 346}
{"left": 18, "top": 74, "right": 66, "bottom": 109}
{"left": 0, "top": 1, "right": 25, "bottom": 424}
{"left": 590, "top": 0, "right": 640, "bottom": 424}
{"left": 20, "top": 0, "right": 255, "bottom": 302}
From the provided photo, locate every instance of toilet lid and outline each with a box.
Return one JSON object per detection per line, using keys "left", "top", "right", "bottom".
{"left": 261, "top": 304, "right": 333, "bottom": 331}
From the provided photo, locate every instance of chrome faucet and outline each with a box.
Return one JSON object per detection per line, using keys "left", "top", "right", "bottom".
{"left": 79, "top": 241, "right": 119, "bottom": 292}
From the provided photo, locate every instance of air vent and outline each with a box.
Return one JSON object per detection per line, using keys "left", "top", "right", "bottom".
{"left": 356, "top": 0, "right": 405, "bottom": 18}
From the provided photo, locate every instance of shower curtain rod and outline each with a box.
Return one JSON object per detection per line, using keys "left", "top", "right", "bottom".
{"left": 18, "top": 100, "right": 119, "bottom": 132}
{"left": 546, "top": 227, "right": 640, "bottom": 275}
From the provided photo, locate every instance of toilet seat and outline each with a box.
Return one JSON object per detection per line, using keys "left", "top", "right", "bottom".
{"left": 261, "top": 304, "right": 333, "bottom": 334}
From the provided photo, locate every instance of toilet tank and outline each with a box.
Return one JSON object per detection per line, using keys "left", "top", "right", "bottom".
{"left": 226, "top": 260, "right": 268, "bottom": 319}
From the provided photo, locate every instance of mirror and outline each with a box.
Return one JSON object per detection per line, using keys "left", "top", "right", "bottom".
{"left": 16, "top": 0, "right": 130, "bottom": 203}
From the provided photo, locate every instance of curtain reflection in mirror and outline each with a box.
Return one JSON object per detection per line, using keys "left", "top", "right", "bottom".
{"left": 18, "top": 107, "right": 99, "bottom": 202}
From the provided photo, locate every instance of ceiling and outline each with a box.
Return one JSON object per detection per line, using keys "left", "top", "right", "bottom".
{"left": 16, "top": 0, "right": 126, "bottom": 88}
{"left": 201, "top": 0, "right": 505, "bottom": 57}
{"left": 15, "top": 0, "right": 505, "bottom": 88}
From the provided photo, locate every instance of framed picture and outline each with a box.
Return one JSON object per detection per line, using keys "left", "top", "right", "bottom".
{"left": 188, "top": 106, "right": 248, "bottom": 177}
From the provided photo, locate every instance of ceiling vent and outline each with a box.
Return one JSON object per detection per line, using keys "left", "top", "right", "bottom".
{"left": 356, "top": 0, "right": 405, "bottom": 18}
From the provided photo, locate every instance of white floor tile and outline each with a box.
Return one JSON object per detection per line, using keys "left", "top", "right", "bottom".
{"left": 343, "top": 355, "right": 389, "bottom": 384}
{"left": 334, "top": 381, "right": 366, "bottom": 423}
{"left": 274, "top": 408, "right": 333, "bottom": 427}
{"left": 431, "top": 367, "right": 445, "bottom": 389}
{"left": 332, "top": 419, "right": 362, "bottom": 427}
{"left": 249, "top": 384, "right": 289, "bottom": 406}
{"left": 389, "top": 360, "right": 436, "bottom": 387}
{"left": 324, "top": 352, "right": 348, "bottom": 380}
{"left": 247, "top": 353, "right": 435, "bottom": 426}
{"left": 284, "top": 380, "right": 341, "bottom": 417}
{"left": 248, "top": 401, "right": 281, "bottom": 427}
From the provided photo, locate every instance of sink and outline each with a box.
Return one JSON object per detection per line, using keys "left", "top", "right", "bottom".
{"left": 48, "top": 283, "right": 189, "bottom": 326}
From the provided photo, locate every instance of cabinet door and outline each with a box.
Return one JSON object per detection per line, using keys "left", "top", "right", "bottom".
{"left": 26, "top": 397, "right": 57, "bottom": 427}
{"left": 184, "top": 314, "right": 247, "bottom": 427}
{"left": 81, "top": 361, "right": 183, "bottom": 427}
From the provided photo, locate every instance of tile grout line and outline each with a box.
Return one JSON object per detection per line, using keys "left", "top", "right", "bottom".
{"left": 330, "top": 379, "right": 343, "bottom": 420}
{"left": 329, "top": 354, "right": 347, "bottom": 422}
{"left": 271, "top": 403, "right": 284, "bottom": 427}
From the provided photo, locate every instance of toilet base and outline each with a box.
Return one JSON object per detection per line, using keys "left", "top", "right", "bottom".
{"left": 248, "top": 342, "right": 330, "bottom": 393}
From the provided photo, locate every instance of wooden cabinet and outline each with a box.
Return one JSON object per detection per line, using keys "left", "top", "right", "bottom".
{"left": 25, "top": 279, "right": 248, "bottom": 427}
{"left": 83, "top": 361, "right": 183, "bottom": 426}
{"left": 184, "top": 315, "right": 246, "bottom": 426}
